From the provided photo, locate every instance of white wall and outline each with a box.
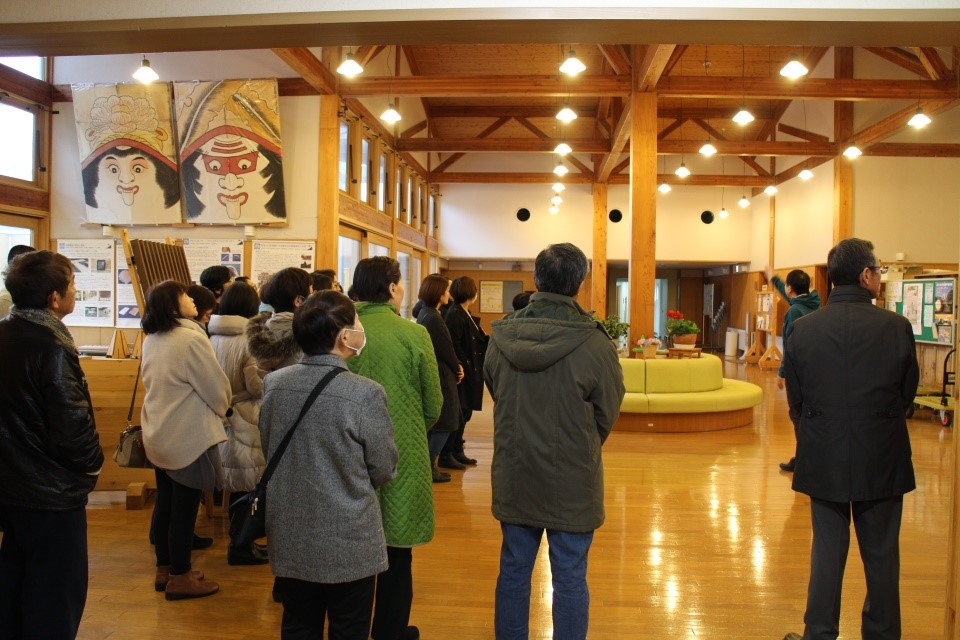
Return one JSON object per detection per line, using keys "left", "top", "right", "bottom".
{"left": 772, "top": 160, "right": 835, "bottom": 268}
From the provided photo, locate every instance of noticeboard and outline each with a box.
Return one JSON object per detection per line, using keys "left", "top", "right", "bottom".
{"left": 885, "top": 278, "right": 955, "bottom": 345}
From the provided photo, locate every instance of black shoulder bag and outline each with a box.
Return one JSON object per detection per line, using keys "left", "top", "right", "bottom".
{"left": 230, "top": 367, "right": 344, "bottom": 548}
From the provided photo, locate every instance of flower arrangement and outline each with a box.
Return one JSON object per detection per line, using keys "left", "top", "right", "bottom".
{"left": 633, "top": 335, "right": 662, "bottom": 350}
{"left": 666, "top": 310, "right": 699, "bottom": 336}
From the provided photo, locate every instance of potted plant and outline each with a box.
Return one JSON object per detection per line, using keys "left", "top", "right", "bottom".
{"left": 599, "top": 315, "right": 630, "bottom": 352}
{"left": 632, "top": 335, "right": 662, "bottom": 359}
{"left": 666, "top": 310, "right": 699, "bottom": 348}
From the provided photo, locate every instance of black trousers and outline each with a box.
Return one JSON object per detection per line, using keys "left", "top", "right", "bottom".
{"left": 276, "top": 575, "right": 375, "bottom": 640}
{"left": 153, "top": 468, "right": 202, "bottom": 575}
{"left": 0, "top": 504, "right": 88, "bottom": 639}
{"left": 803, "top": 496, "right": 904, "bottom": 640}
{"left": 371, "top": 546, "right": 414, "bottom": 640}
{"left": 441, "top": 406, "right": 473, "bottom": 457}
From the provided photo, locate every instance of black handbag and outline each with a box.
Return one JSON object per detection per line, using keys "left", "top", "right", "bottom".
{"left": 114, "top": 361, "right": 154, "bottom": 469}
{"left": 230, "top": 367, "right": 344, "bottom": 548}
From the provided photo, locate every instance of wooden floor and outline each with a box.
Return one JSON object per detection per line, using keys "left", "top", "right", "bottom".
{"left": 72, "top": 357, "right": 952, "bottom": 639}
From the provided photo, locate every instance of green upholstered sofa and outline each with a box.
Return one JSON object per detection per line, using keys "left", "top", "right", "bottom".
{"left": 617, "top": 353, "right": 762, "bottom": 432}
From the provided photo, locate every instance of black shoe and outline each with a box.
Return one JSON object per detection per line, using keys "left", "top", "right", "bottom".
{"left": 779, "top": 458, "right": 796, "bottom": 472}
{"left": 402, "top": 626, "right": 420, "bottom": 640}
{"left": 454, "top": 451, "right": 478, "bottom": 466}
{"left": 228, "top": 544, "right": 269, "bottom": 566}
{"left": 438, "top": 455, "right": 466, "bottom": 470}
{"left": 192, "top": 534, "right": 214, "bottom": 550}
{"left": 432, "top": 468, "right": 451, "bottom": 483}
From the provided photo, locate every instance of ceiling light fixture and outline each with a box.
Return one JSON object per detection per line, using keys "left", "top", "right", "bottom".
{"left": 336, "top": 51, "right": 364, "bottom": 77}
{"left": 658, "top": 182, "right": 672, "bottom": 194}
{"left": 380, "top": 102, "right": 402, "bottom": 124}
{"left": 554, "top": 141, "right": 572, "bottom": 156}
{"left": 843, "top": 145, "right": 862, "bottom": 159}
{"left": 764, "top": 184, "right": 779, "bottom": 195}
{"left": 798, "top": 167, "right": 814, "bottom": 181}
{"left": 699, "top": 140, "right": 717, "bottom": 157}
{"left": 738, "top": 194, "right": 750, "bottom": 208}
{"left": 675, "top": 162, "right": 691, "bottom": 178}
{"left": 132, "top": 56, "right": 159, "bottom": 84}
{"left": 549, "top": 205, "right": 560, "bottom": 215}
{"left": 732, "top": 108, "right": 755, "bottom": 125}
{"left": 559, "top": 49, "right": 586, "bottom": 76}
{"left": 551, "top": 195, "right": 563, "bottom": 206}
{"left": 556, "top": 103, "right": 578, "bottom": 123}
{"left": 718, "top": 207, "right": 730, "bottom": 220}
{"left": 553, "top": 161, "right": 569, "bottom": 177}
{"left": 780, "top": 54, "right": 809, "bottom": 80}
{"left": 908, "top": 106, "right": 932, "bottom": 129}
{"left": 732, "top": 47, "right": 754, "bottom": 125}
{"left": 552, "top": 182, "right": 566, "bottom": 193}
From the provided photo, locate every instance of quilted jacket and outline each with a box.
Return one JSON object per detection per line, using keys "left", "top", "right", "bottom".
{"left": 209, "top": 314, "right": 265, "bottom": 492}
{"left": 348, "top": 302, "right": 442, "bottom": 547}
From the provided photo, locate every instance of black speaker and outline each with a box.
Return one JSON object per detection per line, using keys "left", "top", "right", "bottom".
{"left": 517, "top": 208, "right": 531, "bottom": 221}
{"left": 608, "top": 209, "right": 623, "bottom": 223}
{"left": 701, "top": 210, "right": 715, "bottom": 224}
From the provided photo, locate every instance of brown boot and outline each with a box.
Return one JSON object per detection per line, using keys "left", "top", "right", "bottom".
{"left": 164, "top": 571, "right": 219, "bottom": 601}
{"left": 154, "top": 566, "right": 204, "bottom": 592}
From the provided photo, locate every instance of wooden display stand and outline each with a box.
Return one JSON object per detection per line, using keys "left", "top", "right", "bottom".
{"left": 742, "top": 290, "right": 782, "bottom": 370}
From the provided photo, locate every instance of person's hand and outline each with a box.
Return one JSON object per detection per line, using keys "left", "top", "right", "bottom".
{"left": 764, "top": 265, "right": 773, "bottom": 283}
{"left": 776, "top": 376, "right": 785, "bottom": 390}
{"left": 456, "top": 364, "right": 465, "bottom": 383}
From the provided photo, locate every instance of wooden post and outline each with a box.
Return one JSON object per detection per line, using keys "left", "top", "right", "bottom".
{"left": 316, "top": 94, "right": 340, "bottom": 271}
{"left": 834, "top": 47, "right": 854, "bottom": 242}
{"left": 627, "top": 82, "right": 657, "bottom": 345}
{"left": 591, "top": 182, "right": 608, "bottom": 317}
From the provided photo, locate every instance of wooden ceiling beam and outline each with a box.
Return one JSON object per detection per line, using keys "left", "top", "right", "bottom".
{"left": 426, "top": 105, "right": 600, "bottom": 118}
{"left": 658, "top": 118, "right": 685, "bottom": 139}
{"left": 397, "top": 137, "right": 609, "bottom": 153}
{"left": 272, "top": 47, "right": 337, "bottom": 95}
{"left": 598, "top": 44, "right": 631, "bottom": 75}
{"left": 661, "top": 45, "right": 688, "bottom": 78}
{"left": 863, "top": 143, "right": 960, "bottom": 157}
{"left": 401, "top": 120, "right": 428, "bottom": 138}
{"left": 774, "top": 155, "right": 834, "bottom": 184}
{"left": 512, "top": 117, "right": 594, "bottom": 178}
{"left": 853, "top": 99, "right": 956, "bottom": 148}
{"left": 634, "top": 44, "right": 676, "bottom": 91}
{"left": 659, "top": 140, "right": 837, "bottom": 156}
{"left": 916, "top": 47, "right": 950, "bottom": 80}
{"left": 428, "top": 171, "right": 768, "bottom": 187}
{"left": 355, "top": 45, "right": 386, "bottom": 67}
{"left": 338, "top": 75, "right": 630, "bottom": 97}
{"left": 777, "top": 122, "right": 830, "bottom": 143}
{"left": 432, "top": 116, "right": 511, "bottom": 174}
{"left": 864, "top": 47, "right": 927, "bottom": 78}
{"left": 657, "top": 75, "right": 956, "bottom": 100}
{"left": 596, "top": 100, "right": 632, "bottom": 182}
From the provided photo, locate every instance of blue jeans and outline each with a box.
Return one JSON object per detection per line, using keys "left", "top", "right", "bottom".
{"left": 427, "top": 430, "right": 450, "bottom": 461}
{"left": 495, "top": 523, "right": 593, "bottom": 640}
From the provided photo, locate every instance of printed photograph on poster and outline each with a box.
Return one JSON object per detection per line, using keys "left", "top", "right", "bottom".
{"left": 902, "top": 282, "right": 922, "bottom": 335}
{"left": 249, "top": 240, "right": 315, "bottom": 289}
{"left": 182, "top": 238, "right": 244, "bottom": 283}
{"left": 115, "top": 250, "right": 141, "bottom": 329}
{"left": 57, "top": 239, "right": 115, "bottom": 327}
{"left": 934, "top": 280, "right": 954, "bottom": 317}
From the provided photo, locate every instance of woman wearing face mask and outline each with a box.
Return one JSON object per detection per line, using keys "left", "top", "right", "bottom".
{"left": 141, "top": 280, "right": 231, "bottom": 600}
{"left": 347, "top": 257, "right": 442, "bottom": 640}
{"left": 262, "top": 290, "right": 398, "bottom": 639}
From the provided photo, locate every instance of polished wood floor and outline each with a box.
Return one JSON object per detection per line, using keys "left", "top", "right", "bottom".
{"left": 73, "top": 358, "right": 952, "bottom": 639}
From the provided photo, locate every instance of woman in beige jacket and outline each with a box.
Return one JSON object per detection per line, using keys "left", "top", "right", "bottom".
{"left": 141, "top": 280, "right": 231, "bottom": 601}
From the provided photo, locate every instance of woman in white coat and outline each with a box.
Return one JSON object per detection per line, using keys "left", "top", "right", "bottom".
{"left": 141, "top": 280, "right": 231, "bottom": 601}
{"left": 207, "top": 281, "right": 268, "bottom": 566}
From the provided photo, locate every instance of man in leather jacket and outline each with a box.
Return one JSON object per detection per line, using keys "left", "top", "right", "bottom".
{"left": 0, "top": 250, "right": 104, "bottom": 639}
{"left": 781, "top": 238, "right": 919, "bottom": 640}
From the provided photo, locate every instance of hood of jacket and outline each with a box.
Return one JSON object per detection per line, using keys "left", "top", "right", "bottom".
{"left": 790, "top": 289, "right": 822, "bottom": 314}
{"left": 208, "top": 314, "right": 248, "bottom": 337}
{"left": 246, "top": 311, "right": 300, "bottom": 370}
{"left": 490, "top": 292, "right": 603, "bottom": 373}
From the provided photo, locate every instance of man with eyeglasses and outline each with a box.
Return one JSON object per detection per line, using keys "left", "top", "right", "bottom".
{"left": 781, "top": 238, "right": 919, "bottom": 640}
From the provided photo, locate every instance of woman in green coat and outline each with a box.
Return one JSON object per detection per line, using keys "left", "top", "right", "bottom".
{"left": 347, "top": 256, "right": 442, "bottom": 640}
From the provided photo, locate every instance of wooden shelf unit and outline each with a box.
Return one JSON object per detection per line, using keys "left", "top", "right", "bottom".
{"left": 742, "top": 290, "right": 782, "bottom": 370}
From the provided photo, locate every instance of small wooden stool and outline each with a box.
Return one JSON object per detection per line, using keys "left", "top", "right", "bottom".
{"left": 667, "top": 347, "right": 702, "bottom": 359}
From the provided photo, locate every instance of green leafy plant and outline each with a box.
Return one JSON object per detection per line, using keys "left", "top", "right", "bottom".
{"left": 666, "top": 310, "right": 699, "bottom": 336}
{"left": 599, "top": 315, "right": 630, "bottom": 340}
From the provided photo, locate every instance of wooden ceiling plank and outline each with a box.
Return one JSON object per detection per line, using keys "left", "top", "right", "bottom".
{"left": 425, "top": 115, "right": 514, "bottom": 174}
{"left": 514, "top": 117, "right": 547, "bottom": 138}
{"left": 272, "top": 47, "right": 337, "bottom": 95}
{"left": 597, "top": 44, "right": 631, "bottom": 75}
{"left": 777, "top": 122, "right": 830, "bottom": 143}
{"left": 916, "top": 47, "right": 950, "bottom": 80}
{"left": 661, "top": 45, "right": 688, "bottom": 77}
{"left": 863, "top": 47, "right": 927, "bottom": 77}
{"left": 338, "top": 75, "right": 630, "bottom": 97}
{"left": 657, "top": 75, "right": 956, "bottom": 100}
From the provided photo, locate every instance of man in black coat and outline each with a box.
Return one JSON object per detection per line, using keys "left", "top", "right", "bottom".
{"left": 782, "top": 238, "right": 919, "bottom": 640}
{"left": 0, "top": 251, "right": 104, "bottom": 639}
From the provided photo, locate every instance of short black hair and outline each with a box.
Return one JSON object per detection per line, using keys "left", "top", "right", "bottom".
{"left": 450, "top": 276, "right": 477, "bottom": 304}
{"left": 3, "top": 250, "right": 72, "bottom": 310}
{"left": 142, "top": 280, "right": 188, "bottom": 334}
{"left": 351, "top": 256, "right": 401, "bottom": 304}
{"left": 199, "top": 265, "right": 233, "bottom": 297}
{"left": 827, "top": 238, "right": 876, "bottom": 286}
{"left": 785, "top": 269, "right": 811, "bottom": 295}
{"left": 261, "top": 268, "right": 311, "bottom": 313}
{"left": 310, "top": 271, "right": 334, "bottom": 292}
{"left": 418, "top": 274, "right": 449, "bottom": 308}
{"left": 512, "top": 291, "right": 533, "bottom": 311}
{"left": 534, "top": 243, "right": 588, "bottom": 297}
{"left": 294, "top": 290, "right": 357, "bottom": 355}
{"left": 217, "top": 281, "right": 260, "bottom": 318}
{"left": 7, "top": 244, "right": 35, "bottom": 264}
{"left": 186, "top": 284, "right": 216, "bottom": 319}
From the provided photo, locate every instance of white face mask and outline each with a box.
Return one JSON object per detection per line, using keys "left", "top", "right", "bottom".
{"left": 343, "top": 328, "right": 366, "bottom": 357}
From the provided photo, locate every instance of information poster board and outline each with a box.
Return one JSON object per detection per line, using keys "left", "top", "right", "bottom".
{"left": 886, "top": 278, "right": 955, "bottom": 345}
{"left": 182, "top": 238, "right": 244, "bottom": 283}
{"left": 249, "top": 240, "right": 316, "bottom": 289}
{"left": 57, "top": 238, "right": 115, "bottom": 327}
{"left": 480, "top": 280, "right": 504, "bottom": 314}
{"left": 115, "top": 249, "right": 141, "bottom": 328}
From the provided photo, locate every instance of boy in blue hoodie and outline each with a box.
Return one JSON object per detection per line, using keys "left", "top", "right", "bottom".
{"left": 765, "top": 266, "right": 822, "bottom": 472}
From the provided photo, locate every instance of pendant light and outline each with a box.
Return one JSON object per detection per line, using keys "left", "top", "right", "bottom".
{"left": 552, "top": 182, "right": 566, "bottom": 193}
{"left": 842, "top": 145, "right": 862, "bottom": 159}
{"left": 738, "top": 194, "right": 750, "bottom": 208}
{"left": 733, "top": 109, "right": 755, "bottom": 126}
{"left": 554, "top": 141, "right": 572, "bottom": 156}
{"left": 337, "top": 51, "right": 364, "bottom": 77}
{"left": 780, "top": 53, "right": 808, "bottom": 80}
{"left": 380, "top": 103, "right": 402, "bottom": 124}
{"left": 732, "top": 47, "right": 754, "bottom": 125}
{"left": 553, "top": 160, "right": 569, "bottom": 177}
{"left": 675, "top": 162, "right": 691, "bottom": 178}
{"left": 798, "top": 167, "right": 814, "bottom": 181}
{"left": 658, "top": 182, "right": 673, "bottom": 194}
{"left": 132, "top": 56, "right": 159, "bottom": 84}
{"left": 699, "top": 140, "right": 717, "bottom": 157}
{"left": 556, "top": 103, "right": 577, "bottom": 123}
{"left": 559, "top": 49, "right": 586, "bottom": 76}
{"left": 548, "top": 205, "right": 560, "bottom": 215}
{"left": 764, "top": 183, "right": 779, "bottom": 195}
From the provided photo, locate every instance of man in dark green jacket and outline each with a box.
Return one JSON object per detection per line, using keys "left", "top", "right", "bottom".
{"left": 765, "top": 266, "right": 822, "bottom": 472}
{"left": 484, "top": 242, "right": 624, "bottom": 640}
